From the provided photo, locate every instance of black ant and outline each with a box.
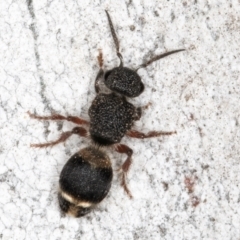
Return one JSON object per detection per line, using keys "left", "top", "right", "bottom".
{"left": 28, "top": 11, "right": 185, "bottom": 217}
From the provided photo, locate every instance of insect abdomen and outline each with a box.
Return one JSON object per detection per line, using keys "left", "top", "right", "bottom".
{"left": 58, "top": 147, "right": 113, "bottom": 217}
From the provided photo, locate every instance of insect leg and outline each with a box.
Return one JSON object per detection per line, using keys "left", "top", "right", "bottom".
{"left": 28, "top": 111, "right": 89, "bottom": 125}
{"left": 30, "top": 127, "right": 88, "bottom": 148}
{"left": 126, "top": 130, "right": 177, "bottom": 139}
{"left": 114, "top": 144, "right": 133, "bottom": 198}
{"left": 95, "top": 49, "right": 104, "bottom": 93}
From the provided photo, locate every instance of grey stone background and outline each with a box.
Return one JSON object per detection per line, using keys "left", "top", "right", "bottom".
{"left": 0, "top": 0, "right": 239, "bottom": 239}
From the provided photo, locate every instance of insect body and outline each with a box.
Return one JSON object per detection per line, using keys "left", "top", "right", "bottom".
{"left": 28, "top": 11, "right": 185, "bottom": 217}
{"left": 89, "top": 92, "right": 139, "bottom": 145}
